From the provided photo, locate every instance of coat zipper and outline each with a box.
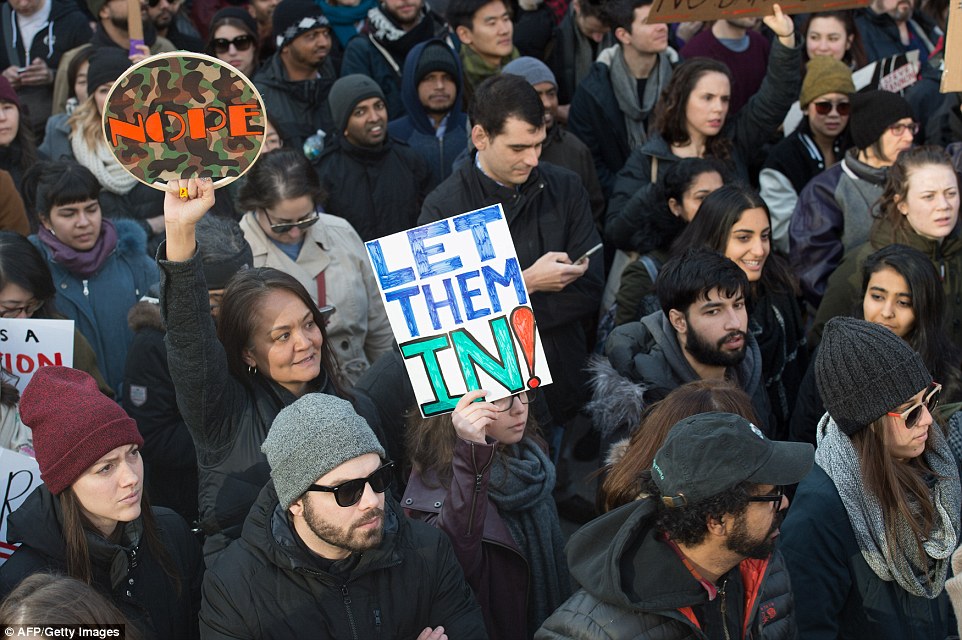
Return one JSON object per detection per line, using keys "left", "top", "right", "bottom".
{"left": 465, "top": 442, "right": 495, "bottom": 536}
{"left": 720, "top": 577, "right": 731, "bottom": 640}
{"left": 373, "top": 607, "right": 381, "bottom": 639}
{"left": 82, "top": 279, "right": 89, "bottom": 297}
{"left": 341, "top": 584, "right": 359, "bottom": 640}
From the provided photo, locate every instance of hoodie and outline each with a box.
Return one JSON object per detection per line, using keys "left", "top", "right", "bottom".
{"left": 388, "top": 39, "right": 469, "bottom": 190}
{"left": 536, "top": 499, "right": 797, "bottom": 640}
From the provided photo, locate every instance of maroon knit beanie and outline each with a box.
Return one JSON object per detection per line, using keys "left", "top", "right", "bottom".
{"left": 0, "top": 76, "right": 19, "bottom": 108}
{"left": 19, "top": 366, "right": 143, "bottom": 495}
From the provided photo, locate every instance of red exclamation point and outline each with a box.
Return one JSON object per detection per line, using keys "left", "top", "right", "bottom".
{"left": 510, "top": 307, "right": 540, "bottom": 388}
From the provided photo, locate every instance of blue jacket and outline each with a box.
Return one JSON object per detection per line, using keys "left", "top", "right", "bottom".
{"left": 388, "top": 39, "right": 468, "bottom": 190}
{"left": 30, "top": 219, "right": 158, "bottom": 395}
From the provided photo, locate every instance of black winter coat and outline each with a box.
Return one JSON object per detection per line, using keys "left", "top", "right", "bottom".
{"left": 316, "top": 135, "right": 432, "bottom": 241}
{"left": 158, "top": 246, "right": 383, "bottom": 559}
{"left": 781, "top": 464, "right": 952, "bottom": 639}
{"left": 536, "top": 499, "right": 798, "bottom": 640}
{"left": 123, "top": 300, "right": 199, "bottom": 523}
{"left": 419, "top": 159, "right": 604, "bottom": 424}
{"left": 253, "top": 53, "right": 337, "bottom": 150}
{"left": 200, "top": 483, "right": 489, "bottom": 640}
{"left": 0, "top": 485, "right": 203, "bottom": 640}
{"left": 605, "top": 38, "right": 801, "bottom": 251}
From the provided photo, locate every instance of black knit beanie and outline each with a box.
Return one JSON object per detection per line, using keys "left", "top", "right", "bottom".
{"left": 415, "top": 41, "right": 458, "bottom": 85}
{"left": 210, "top": 7, "right": 258, "bottom": 41}
{"left": 849, "top": 90, "right": 914, "bottom": 150}
{"left": 272, "top": 0, "right": 329, "bottom": 49}
{"left": 815, "top": 317, "right": 931, "bottom": 435}
{"left": 86, "top": 47, "right": 131, "bottom": 97}
{"left": 329, "top": 74, "right": 385, "bottom": 133}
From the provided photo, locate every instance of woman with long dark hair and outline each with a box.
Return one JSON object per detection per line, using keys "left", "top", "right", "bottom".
{"left": 0, "top": 230, "right": 112, "bottom": 395}
{"left": 781, "top": 316, "right": 960, "bottom": 639}
{"left": 608, "top": 157, "right": 725, "bottom": 326}
{"left": 800, "top": 10, "right": 868, "bottom": 69}
{"left": 604, "top": 4, "right": 799, "bottom": 253}
{"left": 159, "top": 177, "right": 382, "bottom": 561}
{"left": 670, "top": 184, "right": 807, "bottom": 439}
{"left": 404, "top": 389, "right": 569, "bottom": 639}
{"left": 0, "top": 76, "right": 38, "bottom": 196}
{"left": 791, "top": 243, "right": 962, "bottom": 445}
{"left": 0, "top": 366, "right": 202, "bottom": 639}
{"left": 815, "top": 145, "right": 962, "bottom": 342}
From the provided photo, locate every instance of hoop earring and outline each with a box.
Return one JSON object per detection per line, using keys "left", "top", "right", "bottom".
{"left": 248, "top": 365, "right": 257, "bottom": 375}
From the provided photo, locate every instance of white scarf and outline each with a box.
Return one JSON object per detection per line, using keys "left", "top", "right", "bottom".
{"left": 69, "top": 127, "right": 138, "bottom": 195}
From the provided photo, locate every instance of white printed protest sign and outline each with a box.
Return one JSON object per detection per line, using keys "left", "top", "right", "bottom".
{"left": 0, "top": 318, "right": 75, "bottom": 392}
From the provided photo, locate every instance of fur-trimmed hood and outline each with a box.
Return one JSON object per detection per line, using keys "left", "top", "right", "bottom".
{"left": 585, "top": 355, "right": 647, "bottom": 438}
{"left": 113, "top": 218, "right": 150, "bottom": 257}
{"left": 127, "top": 299, "right": 164, "bottom": 333}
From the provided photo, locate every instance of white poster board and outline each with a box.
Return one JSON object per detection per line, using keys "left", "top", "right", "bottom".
{"left": 366, "top": 205, "right": 552, "bottom": 417}
{"left": 0, "top": 447, "right": 42, "bottom": 564}
{"left": 0, "top": 318, "right": 75, "bottom": 392}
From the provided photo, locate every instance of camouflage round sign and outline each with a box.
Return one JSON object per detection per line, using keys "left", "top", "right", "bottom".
{"left": 102, "top": 52, "right": 266, "bottom": 190}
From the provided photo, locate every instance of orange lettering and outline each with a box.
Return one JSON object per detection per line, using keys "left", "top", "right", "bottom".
{"left": 108, "top": 113, "right": 147, "bottom": 145}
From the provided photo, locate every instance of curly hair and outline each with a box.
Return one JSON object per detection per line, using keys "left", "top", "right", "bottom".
{"left": 638, "top": 470, "right": 753, "bottom": 546}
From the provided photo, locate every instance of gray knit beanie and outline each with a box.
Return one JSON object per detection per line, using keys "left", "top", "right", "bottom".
{"left": 815, "top": 317, "right": 931, "bottom": 435}
{"left": 503, "top": 56, "right": 557, "bottom": 88}
{"left": 329, "top": 74, "right": 385, "bottom": 134}
{"left": 262, "top": 394, "right": 385, "bottom": 509}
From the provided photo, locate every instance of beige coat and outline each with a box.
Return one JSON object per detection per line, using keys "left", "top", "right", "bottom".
{"left": 240, "top": 211, "right": 394, "bottom": 386}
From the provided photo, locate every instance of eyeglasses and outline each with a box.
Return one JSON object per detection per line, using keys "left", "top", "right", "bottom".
{"left": 813, "top": 100, "right": 850, "bottom": 116}
{"left": 306, "top": 461, "right": 395, "bottom": 507}
{"left": 887, "top": 382, "right": 941, "bottom": 428}
{"left": 888, "top": 121, "right": 920, "bottom": 137}
{"left": 0, "top": 299, "right": 44, "bottom": 318}
{"left": 262, "top": 206, "right": 321, "bottom": 233}
{"left": 211, "top": 35, "right": 255, "bottom": 54}
{"left": 491, "top": 391, "right": 531, "bottom": 412}
{"left": 747, "top": 486, "right": 785, "bottom": 512}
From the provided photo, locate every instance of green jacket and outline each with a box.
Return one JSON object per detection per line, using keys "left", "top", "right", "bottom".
{"left": 813, "top": 216, "right": 962, "bottom": 344}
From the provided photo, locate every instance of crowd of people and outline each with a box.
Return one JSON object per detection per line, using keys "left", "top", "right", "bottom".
{"left": 1, "top": 0, "right": 962, "bottom": 635}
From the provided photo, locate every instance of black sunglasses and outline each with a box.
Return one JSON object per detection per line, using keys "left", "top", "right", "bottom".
{"left": 747, "top": 486, "right": 785, "bottom": 512}
{"left": 212, "top": 35, "right": 255, "bottom": 54}
{"left": 262, "top": 206, "right": 321, "bottom": 233}
{"left": 813, "top": 100, "right": 850, "bottom": 116}
{"left": 306, "top": 461, "right": 395, "bottom": 507}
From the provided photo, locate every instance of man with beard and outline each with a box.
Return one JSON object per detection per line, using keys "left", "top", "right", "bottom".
{"left": 342, "top": 0, "right": 449, "bottom": 119}
{"left": 537, "top": 412, "right": 813, "bottom": 639}
{"left": 50, "top": 0, "right": 175, "bottom": 115}
{"left": 855, "top": 0, "right": 941, "bottom": 61}
{"left": 200, "top": 393, "right": 488, "bottom": 640}
{"left": 680, "top": 16, "right": 769, "bottom": 117}
{"left": 315, "top": 74, "right": 431, "bottom": 240}
{"left": 589, "top": 248, "right": 774, "bottom": 444}
{"left": 146, "top": 0, "right": 203, "bottom": 52}
{"left": 254, "top": 0, "right": 337, "bottom": 150}
{"left": 388, "top": 39, "right": 468, "bottom": 189}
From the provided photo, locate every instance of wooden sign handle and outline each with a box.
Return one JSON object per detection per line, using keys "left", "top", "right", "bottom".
{"left": 128, "top": 0, "right": 145, "bottom": 57}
